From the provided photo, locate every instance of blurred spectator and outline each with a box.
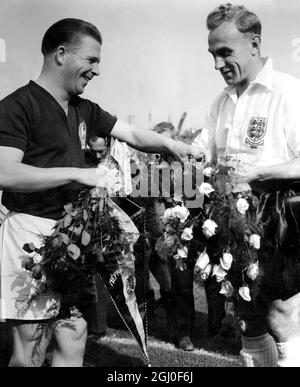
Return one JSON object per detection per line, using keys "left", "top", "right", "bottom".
{"left": 152, "top": 122, "right": 174, "bottom": 138}
{"left": 86, "top": 135, "right": 109, "bottom": 165}
{"left": 146, "top": 122, "right": 195, "bottom": 351}
{"left": 84, "top": 136, "right": 110, "bottom": 343}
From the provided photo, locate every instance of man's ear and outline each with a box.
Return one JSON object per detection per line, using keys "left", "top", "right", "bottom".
{"left": 250, "top": 35, "right": 261, "bottom": 55}
{"left": 55, "top": 46, "right": 68, "bottom": 65}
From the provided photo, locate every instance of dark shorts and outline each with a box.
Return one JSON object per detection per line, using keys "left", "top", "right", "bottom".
{"left": 257, "top": 190, "right": 300, "bottom": 302}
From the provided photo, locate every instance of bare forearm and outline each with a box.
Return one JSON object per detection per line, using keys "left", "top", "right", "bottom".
{"left": 254, "top": 158, "right": 300, "bottom": 181}
{"left": 110, "top": 120, "right": 204, "bottom": 162}
{"left": 0, "top": 163, "right": 79, "bottom": 192}
{"left": 127, "top": 128, "right": 172, "bottom": 154}
{"left": 110, "top": 120, "right": 172, "bottom": 153}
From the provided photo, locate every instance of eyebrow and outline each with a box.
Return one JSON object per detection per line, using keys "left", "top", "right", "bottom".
{"left": 208, "top": 47, "right": 233, "bottom": 55}
{"left": 86, "top": 56, "right": 101, "bottom": 63}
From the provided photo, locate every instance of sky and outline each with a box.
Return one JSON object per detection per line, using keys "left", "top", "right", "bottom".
{"left": 1, "top": 0, "right": 300, "bottom": 130}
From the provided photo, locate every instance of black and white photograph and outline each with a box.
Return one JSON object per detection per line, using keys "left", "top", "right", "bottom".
{"left": 1, "top": 0, "right": 300, "bottom": 371}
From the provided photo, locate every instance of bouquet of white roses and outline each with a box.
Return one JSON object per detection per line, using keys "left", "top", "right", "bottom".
{"left": 193, "top": 163, "right": 264, "bottom": 303}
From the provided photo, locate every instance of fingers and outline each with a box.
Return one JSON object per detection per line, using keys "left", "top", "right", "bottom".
{"left": 189, "top": 145, "right": 206, "bottom": 161}
{"left": 171, "top": 142, "right": 194, "bottom": 164}
{"left": 169, "top": 149, "right": 185, "bottom": 164}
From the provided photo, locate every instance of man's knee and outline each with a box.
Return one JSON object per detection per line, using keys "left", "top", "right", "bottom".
{"left": 267, "top": 298, "right": 300, "bottom": 342}
{"left": 9, "top": 321, "right": 49, "bottom": 367}
{"left": 54, "top": 317, "right": 88, "bottom": 355}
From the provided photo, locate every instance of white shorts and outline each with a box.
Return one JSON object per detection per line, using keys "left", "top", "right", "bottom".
{"left": 0, "top": 212, "right": 60, "bottom": 320}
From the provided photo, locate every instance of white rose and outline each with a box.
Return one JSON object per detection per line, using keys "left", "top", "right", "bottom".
{"left": 220, "top": 252, "right": 233, "bottom": 271}
{"left": 195, "top": 251, "right": 210, "bottom": 271}
{"left": 236, "top": 198, "right": 249, "bottom": 215}
{"left": 173, "top": 205, "right": 190, "bottom": 223}
{"left": 111, "top": 208, "right": 121, "bottom": 219}
{"left": 200, "top": 264, "right": 212, "bottom": 280}
{"left": 181, "top": 227, "right": 193, "bottom": 241}
{"left": 33, "top": 255, "right": 42, "bottom": 264}
{"left": 177, "top": 247, "right": 188, "bottom": 259}
{"left": 161, "top": 208, "right": 175, "bottom": 224}
{"left": 203, "top": 167, "right": 213, "bottom": 177}
{"left": 219, "top": 280, "right": 234, "bottom": 297}
{"left": 212, "top": 264, "right": 227, "bottom": 282}
{"left": 239, "top": 285, "right": 251, "bottom": 302}
{"left": 198, "top": 182, "right": 215, "bottom": 197}
{"left": 246, "top": 262, "right": 260, "bottom": 281}
{"left": 202, "top": 219, "right": 218, "bottom": 238}
{"left": 249, "top": 234, "right": 261, "bottom": 250}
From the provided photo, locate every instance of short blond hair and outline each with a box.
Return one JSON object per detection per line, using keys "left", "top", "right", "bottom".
{"left": 207, "top": 3, "right": 262, "bottom": 36}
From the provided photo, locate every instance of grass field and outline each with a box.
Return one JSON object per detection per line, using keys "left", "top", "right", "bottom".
{"left": 84, "top": 284, "right": 242, "bottom": 368}
{"left": 84, "top": 328, "right": 241, "bottom": 367}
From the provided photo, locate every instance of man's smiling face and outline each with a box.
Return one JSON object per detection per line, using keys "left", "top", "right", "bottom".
{"left": 208, "top": 21, "right": 256, "bottom": 91}
{"left": 63, "top": 34, "right": 101, "bottom": 95}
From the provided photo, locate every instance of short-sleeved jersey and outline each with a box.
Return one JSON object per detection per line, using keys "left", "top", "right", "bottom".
{"left": 0, "top": 81, "right": 117, "bottom": 219}
{"left": 196, "top": 59, "right": 300, "bottom": 171}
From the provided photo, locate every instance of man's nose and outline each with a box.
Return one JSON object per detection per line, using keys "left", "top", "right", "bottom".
{"left": 92, "top": 63, "right": 100, "bottom": 76}
{"left": 214, "top": 56, "right": 225, "bottom": 71}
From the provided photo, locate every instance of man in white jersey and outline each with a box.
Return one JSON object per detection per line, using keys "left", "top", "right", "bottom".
{"left": 0, "top": 191, "right": 7, "bottom": 225}
{"left": 197, "top": 3, "right": 300, "bottom": 367}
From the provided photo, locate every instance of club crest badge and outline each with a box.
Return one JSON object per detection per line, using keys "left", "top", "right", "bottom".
{"left": 245, "top": 117, "right": 268, "bottom": 148}
{"left": 78, "top": 121, "right": 87, "bottom": 150}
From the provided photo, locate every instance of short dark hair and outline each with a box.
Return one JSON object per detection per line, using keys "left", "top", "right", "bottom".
{"left": 207, "top": 3, "right": 262, "bottom": 36}
{"left": 41, "top": 18, "right": 102, "bottom": 55}
{"left": 153, "top": 121, "right": 175, "bottom": 134}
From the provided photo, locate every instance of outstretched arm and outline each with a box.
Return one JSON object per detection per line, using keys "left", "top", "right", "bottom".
{"left": 110, "top": 120, "right": 204, "bottom": 162}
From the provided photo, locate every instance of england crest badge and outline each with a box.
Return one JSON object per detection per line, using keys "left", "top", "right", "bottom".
{"left": 245, "top": 117, "right": 268, "bottom": 148}
{"left": 78, "top": 121, "right": 87, "bottom": 150}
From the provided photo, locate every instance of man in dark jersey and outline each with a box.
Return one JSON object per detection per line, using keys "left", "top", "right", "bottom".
{"left": 0, "top": 18, "right": 202, "bottom": 367}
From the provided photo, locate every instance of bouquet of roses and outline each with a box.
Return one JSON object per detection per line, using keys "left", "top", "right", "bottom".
{"left": 22, "top": 188, "right": 133, "bottom": 309}
{"left": 154, "top": 195, "right": 197, "bottom": 271}
{"left": 193, "top": 162, "right": 264, "bottom": 303}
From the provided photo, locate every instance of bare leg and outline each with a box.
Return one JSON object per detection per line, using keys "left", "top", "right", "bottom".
{"left": 237, "top": 301, "right": 278, "bottom": 367}
{"left": 8, "top": 320, "right": 52, "bottom": 367}
{"left": 267, "top": 292, "right": 300, "bottom": 342}
{"left": 266, "top": 292, "right": 300, "bottom": 367}
{"left": 52, "top": 316, "right": 87, "bottom": 367}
